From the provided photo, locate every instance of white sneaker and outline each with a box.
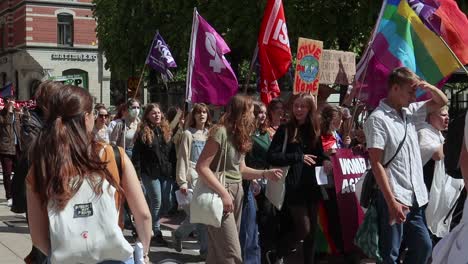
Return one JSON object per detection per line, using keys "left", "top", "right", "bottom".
{"left": 7, "top": 199, "right": 12, "bottom": 207}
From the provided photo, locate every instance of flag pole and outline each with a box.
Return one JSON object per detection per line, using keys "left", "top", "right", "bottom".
{"left": 438, "top": 36, "right": 468, "bottom": 76}
{"left": 184, "top": 7, "right": 197, "bottom": 113}
{"left": 243, "top": 45, "right": 258, "bottom": 94}
{"left": 133, "top": 63, "right": 147, "bottom": 99}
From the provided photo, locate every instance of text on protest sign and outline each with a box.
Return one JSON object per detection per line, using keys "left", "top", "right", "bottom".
{"left": 293, "top": 38, "right": 323, "bottom": 95}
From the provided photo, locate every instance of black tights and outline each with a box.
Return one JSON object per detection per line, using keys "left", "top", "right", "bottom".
{"left": 278, "top": 201, "right": 319, "bottom": 264}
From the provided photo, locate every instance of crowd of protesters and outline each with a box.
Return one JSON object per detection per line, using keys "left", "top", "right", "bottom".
{"left": 0, "top": 66, "right": 467, "bottom": 264}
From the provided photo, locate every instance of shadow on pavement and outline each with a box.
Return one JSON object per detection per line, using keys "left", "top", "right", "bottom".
{"left": 0, "top": 226, "right": 30, "bottom": 234}
{"left": 149, "top": 251, "right": 204, "bottom": 263}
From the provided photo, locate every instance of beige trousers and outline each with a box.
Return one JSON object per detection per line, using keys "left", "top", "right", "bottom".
{"left": 206, "top": 182, "right": 244, "bottom": 264}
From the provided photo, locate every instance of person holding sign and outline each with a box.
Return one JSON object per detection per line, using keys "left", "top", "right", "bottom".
{"left": 363, "top": 67, "right": 448, "bottom": 264}
{"left": 267, "top": 93, "right": 329, "bottom": 264}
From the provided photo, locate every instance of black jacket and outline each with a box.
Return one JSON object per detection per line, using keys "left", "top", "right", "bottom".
{"left": 267, "top": 123, "right": 327, "bottom": 205}
{"left": 12, "top": 109, "right": 44, "bottom": 214}
{"left": 132, "top": 127, "right": 176, "bottom": 179}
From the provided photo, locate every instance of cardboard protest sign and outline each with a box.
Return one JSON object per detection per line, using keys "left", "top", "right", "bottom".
{"left": 330, "top": 148, "right": 367, "bottom": 252}
{"left": 319, "top": 50, "right": 356, "bottom": 85}
{"left": 293, "top": 38, "right": 323, "bottom": 95}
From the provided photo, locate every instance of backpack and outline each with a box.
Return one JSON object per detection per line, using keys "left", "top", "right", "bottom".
{"left": 47, "top": 145, "right": 133, "bottom": 264}
{"left": 445, "top": 111, "right": 467, "bottom": 179}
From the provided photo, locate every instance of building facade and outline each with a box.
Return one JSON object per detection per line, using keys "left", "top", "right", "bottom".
{"left": 0, "top": 0, "right": 110, "bottom": 104}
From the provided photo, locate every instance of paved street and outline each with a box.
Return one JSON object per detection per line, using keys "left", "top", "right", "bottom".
{"left": 0, "top": 179, "right": 205, "bottom": 264}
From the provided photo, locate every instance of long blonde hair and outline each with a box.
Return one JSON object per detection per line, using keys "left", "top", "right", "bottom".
{"left": 287, "top": 93, "right": 321, "bottom": 146}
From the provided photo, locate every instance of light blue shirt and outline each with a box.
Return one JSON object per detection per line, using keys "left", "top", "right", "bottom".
{"left": 364, "top": 99, "right": 428, "bottom": 207}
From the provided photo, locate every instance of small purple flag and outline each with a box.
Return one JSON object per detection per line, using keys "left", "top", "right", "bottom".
{"left": 146, "top": 32, "right": 177, "bottom": 78}
{"left": 186, "top": 10, "right": 238, "bottom": 105}
{"left": 408, "top": 0, "right": 442, "bottom": 35}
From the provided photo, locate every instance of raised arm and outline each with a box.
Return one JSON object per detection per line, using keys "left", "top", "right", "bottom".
{"left": 419, "top": 81, "right": 448, "bottom": 114}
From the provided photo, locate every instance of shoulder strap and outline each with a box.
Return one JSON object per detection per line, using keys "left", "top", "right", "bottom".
{"left": 383, "top": 117, "right": 407, "bottom": 168}
{"left": 281, "top": 128, "right": 288, "bottom": 154}
{"left": 112, "top": 145, "right": 123, "bottom": 180}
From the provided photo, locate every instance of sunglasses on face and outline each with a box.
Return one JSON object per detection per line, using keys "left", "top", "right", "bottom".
{"left": 98, "top": 114, "right": 109, "bottom": 118}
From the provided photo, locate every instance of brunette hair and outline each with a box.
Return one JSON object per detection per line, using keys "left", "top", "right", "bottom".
{"left": 320, "top": 105, "right": 342, "bottom": 134}
{"left": 254, "top": 100, "right": 268, "bottom": 134}
{"left": 94, "top": 103, "right": 107, "bottom": 112}
{"left": 388, "top": 67, "right": 419, "bottom": 90}
{"left": 216, "top": 94, "right": 255, "bottom": 154}
{"left": 139, "top": 103, "right": 171, "bottom": 144}
{"left": 33, "top": 80, "right": 63, "bottom": 116}
{"left": 126, "top": 98, "right": 140, "bottom": 109}
{"left": 31, "top": 85, "right": 121, "bottom": 210}
{"left": 286, "top": 93, "right": 321, "bottom": 146}
{"left": 187, "top": 103, "right": 212, "bottom": 129}
{"left": 267, "top": 97, "right": 284, "bottom": 124}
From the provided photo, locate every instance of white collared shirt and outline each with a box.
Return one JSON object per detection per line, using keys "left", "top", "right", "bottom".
{"left": 364, "top": 99, "right": 429, "bottom": 207}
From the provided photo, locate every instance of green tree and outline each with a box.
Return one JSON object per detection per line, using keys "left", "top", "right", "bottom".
{"left": 94, "top": 0, "right": 383, "bottom": 83}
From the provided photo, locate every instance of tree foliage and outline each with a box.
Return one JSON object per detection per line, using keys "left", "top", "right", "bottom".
{"left": 98, "top": 0, "right": 462, "bottom": 82}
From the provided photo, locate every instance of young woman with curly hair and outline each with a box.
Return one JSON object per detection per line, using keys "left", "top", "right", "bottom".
{"left": 267, "top": 92, "right": 330, "bottom": 264}
{"left": 132, "top": 103, "right": 175, "bottom": 246}
{"left": 196, "top": 95, "right": 282, "bottom": 264}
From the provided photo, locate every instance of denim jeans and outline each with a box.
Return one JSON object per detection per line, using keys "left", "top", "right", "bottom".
{"left": 174, "top": 205, "right": 208, "bottom": 255}
{"left": 239, "top": 188, "right": 261, "bottom": 264}
{"left": 142, "top": 174, "right": 172, "bottom": 232}
{"left": 376, "top": 191, "right": 432, "bottom": 264}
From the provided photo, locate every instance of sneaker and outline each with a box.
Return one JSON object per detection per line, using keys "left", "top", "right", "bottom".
{"left": 266, "top": 250, "right": 284, "bottom": 264}
{"left": 152, "top": 232, "right": 169, "bottom": 247}
{"left": 7, "top": 199, "right": 12, "bottom": 207}
{"left": 172, "top": 232, "right": 182, "bottom": 252}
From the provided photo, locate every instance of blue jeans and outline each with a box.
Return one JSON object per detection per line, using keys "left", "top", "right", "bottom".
{"left": 239, "top": 188, "right": 261, "bottom": 264}
{"left": 376, "top": 191, "right": 431, "bottom": 264}
{"left": 142, "top": 175, "right": 172, "bottom": 232}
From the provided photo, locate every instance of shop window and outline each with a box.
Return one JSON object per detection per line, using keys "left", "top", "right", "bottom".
{"left": 57, "top": 13, "right": 73, "bottom": 46}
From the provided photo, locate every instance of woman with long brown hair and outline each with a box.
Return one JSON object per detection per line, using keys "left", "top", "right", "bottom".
{"left": 267, "top": 92, "right": 329, "bottom": 264}
{"left": 196, "top": 94, "right": 282, "bottom": 264}
{"left": 26, "top": 85, "right": 151, "bottom": 264}
{"left": 266, "top": 98, "right": 285, "bottom": 139}
{"left": 132, "top": 103, "right": 175, "bottom": 246}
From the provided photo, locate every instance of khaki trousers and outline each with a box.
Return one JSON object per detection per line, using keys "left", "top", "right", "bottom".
{"left": 206, "top": 182, "right": 244, "bottom": 264}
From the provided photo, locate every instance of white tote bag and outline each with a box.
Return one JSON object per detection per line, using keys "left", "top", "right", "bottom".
{"left": 190, "top": 138, "right": 227, "bottom": 228}
{"left": 266, "top": 129, "right": 289, "bottom": 210}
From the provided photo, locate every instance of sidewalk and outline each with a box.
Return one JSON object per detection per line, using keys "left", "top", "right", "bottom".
{"left": 0, "top": 179, "right": 205, "bottom": 264}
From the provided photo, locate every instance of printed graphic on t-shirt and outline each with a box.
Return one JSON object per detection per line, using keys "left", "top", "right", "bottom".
{"left": 73, "top": 203, "right": 94, "bottom": 218}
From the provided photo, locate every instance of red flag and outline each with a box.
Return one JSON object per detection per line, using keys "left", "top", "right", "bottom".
{"left": 258, "top": 0, "right": 292, "bottom": 105}
{"left": 435, "top": 0, "right": 468, "bottom": 65}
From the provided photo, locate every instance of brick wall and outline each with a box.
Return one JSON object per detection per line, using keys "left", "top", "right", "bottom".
{"left": 1, "top": 0, "right": 97, "bottom": 48}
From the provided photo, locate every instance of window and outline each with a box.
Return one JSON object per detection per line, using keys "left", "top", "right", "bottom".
{"left": 0, "top": 26, "right": 5, "bottom": 51}
{"left": 57, "top": 13, "right": 73, "bottom": 46}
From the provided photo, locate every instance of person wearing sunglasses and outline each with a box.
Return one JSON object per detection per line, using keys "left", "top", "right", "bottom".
{"left": 93, "top": 103, "right": 110, "bottom": 144}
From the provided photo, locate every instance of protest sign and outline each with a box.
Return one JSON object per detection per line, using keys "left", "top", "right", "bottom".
{"left": 319, "top": 50, "right": 356, "bottom": 85}
{"left": 330, "top": 148, "right": 367, "bottom": 252}
{"left": 293, "top": 38, "right": 323, "bottom": 95}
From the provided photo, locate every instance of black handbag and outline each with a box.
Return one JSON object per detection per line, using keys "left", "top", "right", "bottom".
{"left": 360, "top": 118, "right": 407, "bottom": 208}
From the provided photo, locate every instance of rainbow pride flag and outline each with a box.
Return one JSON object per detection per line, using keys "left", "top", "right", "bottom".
{"left": 355, "top": 0, "right": 462, "bottom": 108}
